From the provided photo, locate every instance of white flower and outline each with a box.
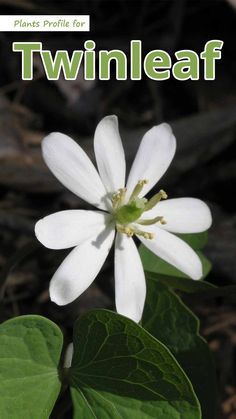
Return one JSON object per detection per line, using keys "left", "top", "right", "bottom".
{"left": 35, "top": 115, "right": 212, "bottom": 322}
{"left": 64, "top": 343, "right": 74, "bottom": 368}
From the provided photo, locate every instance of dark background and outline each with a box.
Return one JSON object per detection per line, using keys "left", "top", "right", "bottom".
{"left": 0, "top": 1, "right": 236, "bottom": 418}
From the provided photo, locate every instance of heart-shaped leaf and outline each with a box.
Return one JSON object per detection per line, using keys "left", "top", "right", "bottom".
{"left": 143, "top": 280, "right": 217, "bottom": 418}
{"left": 0, "top": 315, "right": 63, "bottom": 419}
{"left": 69, "top": 309, "right": 201, "bottom": 419}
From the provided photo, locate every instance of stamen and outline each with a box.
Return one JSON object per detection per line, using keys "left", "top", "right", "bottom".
{"left": 119, "top": 187, "right": 127, "bottom": 205}
{"left": 144, "top": 189, "right": 167, "bottom": 212}
{"left": 161, "top": 219, "right": 167, "bottom": 225}
{"left": 116, "top": 223, "right": 154, "bottom": 239}
{"left": 134, "top": 229, "right": 154, "bottom": 239}
{"left": 112, "top": 188, "right": 127, "bottom": 210}
{"left": 112, "top": 182, "right": 168, "bottom": 233}
{"left": 112, "top": 193, "right": 120, "bottom": 210}
{"left": 116, "top": 224, "right": 134, "bottom": 237}
{"left": 138, "top": 216, "right": 167, "bottom": 226}
{"left": 129, "top": 179, "right": 148, "bottom": 202}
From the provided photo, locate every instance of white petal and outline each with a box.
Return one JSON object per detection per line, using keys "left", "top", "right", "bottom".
{"left": 64, "top": 343, "right": 74, "bottom": 368}
{"left": 115, "top": 233, "right": 146, "bottom": 322}
{"left": 94, "top": 115, "right": 126, "bottom": 194}
{"left": 142, "top": 198, "right": 212, "bottom": 233}
{"left": 42, "top": 132, "right": 109, "bottom": 210}
{"left": 49, "top": 226, "right": 115, "bottom": 305}
{"left": 126, "top": 123, "right": 176, "bottom": 200}
{"left": 138, "top": 226, "right": 202, "bottom": 280}
{"left": 35, "top": 210, "right": 110, "bottom": 250}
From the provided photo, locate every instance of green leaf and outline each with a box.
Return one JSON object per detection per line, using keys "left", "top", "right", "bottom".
{"left": 0, "top": 315, "right": 63, "bottom": 419}
{"left": 176, "top": 232, "right": 208, "bottom": 250}
{"left": 146, "top": 272, "right": 215, "bottom": 293}
{"left": 139, "top": 241, "right": 215, "bottom": 293}
{"left": 140, "top": 244, "right": 211, "bottom": 280}
{"left": 70, "top": 309, "right": 201, "bottom": 419}
{"left": 143, "top": 280, "right": 217, "bottom": 419}
{"left": 139, "top": 231, "right": 211, "bottom": 278}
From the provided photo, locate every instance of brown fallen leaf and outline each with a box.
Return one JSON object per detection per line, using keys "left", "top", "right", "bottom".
{"left": 222, "top": 394, "right": 236, "bottom": 414}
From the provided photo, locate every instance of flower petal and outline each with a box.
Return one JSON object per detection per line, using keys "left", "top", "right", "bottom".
{"left": 64, "top": 343, "right": 74, "bottom": 368}
{"left": 49, "top": 226, "right": 115, "bottom": 305}
{"left": 42, "top": 132, "right": 109, "bottom": 210}
{"left": 126, "top": 123, "right": 176, "bottom": 200}
{"left": 142, "top": 198, "right": 212, "bottom": 233}
{"left": 115, "top": 233, "right": 146, "bottom": 322}
{"left": 35, "top": 210, "right": 110, "bottom": 250}
{"left": 137, "top": 226, "right": 202, "bottom": 280}
{"left": 94, "top": 115, "right": 126, "bottom": 194}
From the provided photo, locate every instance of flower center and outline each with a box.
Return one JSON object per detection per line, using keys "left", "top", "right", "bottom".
{"left": 111, "top": 180, "right": 167, "bottom": 239}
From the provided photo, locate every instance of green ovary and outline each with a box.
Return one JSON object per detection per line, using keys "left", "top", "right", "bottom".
{"left": 115, "top": 201, "right": 144, "bottom": 224}
{"left": 111, "top": 180, "right": 168, "bottom": 239}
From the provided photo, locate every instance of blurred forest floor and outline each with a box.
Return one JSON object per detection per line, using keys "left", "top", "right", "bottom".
{"left": 0, "top": 1, "right": 236, "bottom": 418}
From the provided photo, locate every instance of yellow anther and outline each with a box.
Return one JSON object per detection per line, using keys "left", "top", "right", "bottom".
{"left": 138, "top": 216, "right": 166, "bottom": 226}
{"left": 144, "top": 189, "right": 168, "bottom": 212}
{"left": 130, "top": 227, "right": 154, "bottom": 239}
{"left": 116, "top": 223, "right": 154, "bottom": 239}
{"left": 134, "top": 229, "right": 154, "bottom": 239}
{"left": 140, "top": 179, "right": 148, "bottom": 185}
{"left": 160, "top": 189, "right": 168, "bottom": 199}
{"left": 112, "top": 192, "right": 119, "bottom": 202}
{"left": 112, "top": 194, "right": 120, "bottom": 210}
{"left": 112, "top": 187, "right": 127, "bottom": 210}
{"left": 116, "top": 224, "right": 134, "bottom": 237}
{"left": 143, "top": 232, "right": 154, "bottom": 239}
{"left": 118, "top": 187, "right": 127, "bottom": 205}
{"left": 160, "top": 218, "right": 167, "bottom": 225}
{"left": 129, "top": 179, "right": 148, "bottom": 202}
